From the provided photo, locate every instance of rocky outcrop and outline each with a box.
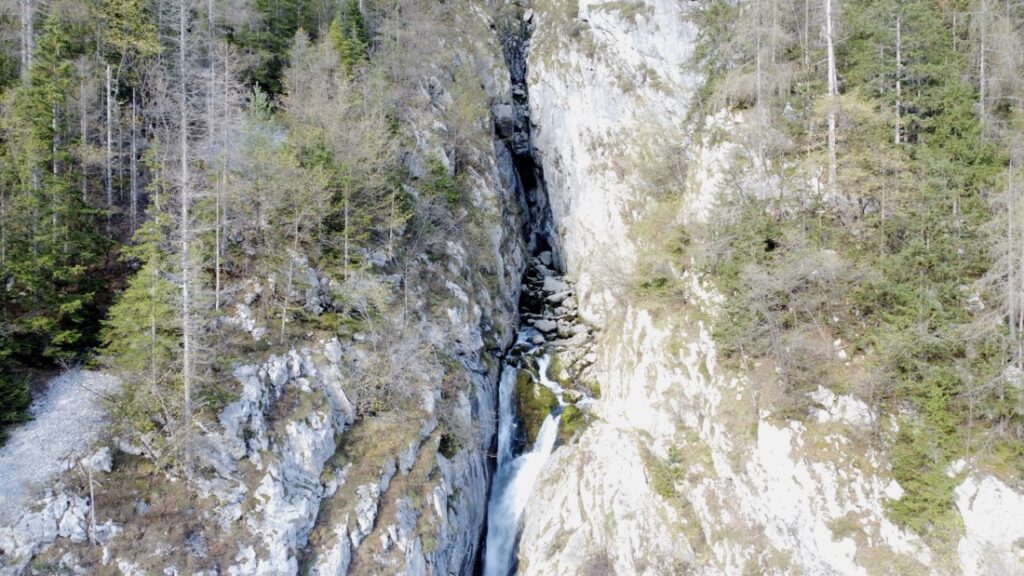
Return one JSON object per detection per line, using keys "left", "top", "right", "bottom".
{"left": 212, "top": 346, "right": 354, "bottom": 575}
{"left": 956, "top": 475, "right": 1024, "bottom": 575}
{"left": 0, "top": 450, "right": 121, "bottom": 576}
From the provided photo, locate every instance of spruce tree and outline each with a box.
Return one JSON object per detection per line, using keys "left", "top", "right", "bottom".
{"left": 328, "top": 0, "right": 370, "bottom": 77}
{"left": 101, "top": 154, "right": 180, "bottom": 435}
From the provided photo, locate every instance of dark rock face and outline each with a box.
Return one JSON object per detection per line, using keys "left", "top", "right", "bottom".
{"left": 500, "top": 28, "right": 560, "bottom": 269}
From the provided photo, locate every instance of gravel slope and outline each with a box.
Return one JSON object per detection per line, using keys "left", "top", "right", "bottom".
{"left": 0, "top": 369, "right": 119, "bottom": 526}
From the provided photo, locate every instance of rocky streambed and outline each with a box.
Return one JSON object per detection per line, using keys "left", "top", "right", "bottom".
{"left": 480, "top": 252, "right": 598, "bottom": 576}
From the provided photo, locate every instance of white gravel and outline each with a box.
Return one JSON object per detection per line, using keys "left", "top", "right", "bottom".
{"left": 0, "top": 369, "right": 119, "bottom": 526}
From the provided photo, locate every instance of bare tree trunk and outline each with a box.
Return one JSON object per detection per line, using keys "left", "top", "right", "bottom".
{"left": 388, "top": 190, "right": 395, "bottom": 262}
{"left": 804, "top": 0, "right": 813, "bottom": 170}
{"left": 280, "top": 230, "right": 300, "bottom": 344}
{"left": 80, "top": 74, "right": 88, "bottom": 203}
{"left": 1012, "top": 156, "right": 1024, "bottom": 371}
{"left": 18, "top": 0, "right": 33, "bottom": 80}
{"left": 117, "top": 107, "right": 124, "bottom": 202}
{"left": 51, "top": 103, "right": 59, "bottom": 245}
{"left": 178, "top": 0, "right": 194, "bottom": 472}
{"left": 105, "top": 64, "right": 114, "bottom": 233}
{"left": 343, "top": 191, "right": 350, "bottom": 280}
{"left": 978, "top": 0, "right": 988, "bottom": 130}
{"left": 755, "top": 0, "right": 766, "bottom": 200}
{"left": 895, "top": 12, "right": 902, "bottom": 145}
{"left": 130, "top": 89, "right": 138, "bottom": 234}
{"left": 220, "top": 54, "right": 230, "bottom": 302}
{"left": 207, "top": 0, "right": 223, "bottom": 310}
{"left": 825, "top": 0, "right": 838, "bottom": 191}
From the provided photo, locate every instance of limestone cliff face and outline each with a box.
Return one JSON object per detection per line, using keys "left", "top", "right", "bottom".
{"left": 527, "top": 0, "right": 698, "bottom": 321}
{"left": 203, "top": 32, "right": 534, "bottom": 575}
{"left": 519, "top": 1, "right": 1024, "bottom": 575}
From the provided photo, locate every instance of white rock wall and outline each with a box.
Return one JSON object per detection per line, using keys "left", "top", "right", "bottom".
{"left": 521, "top": 1, "right": 1024, "bottom": 575}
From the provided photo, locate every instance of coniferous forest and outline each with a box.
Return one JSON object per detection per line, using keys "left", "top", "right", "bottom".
{"left": 0, "top": 0, "right": 485, "bottom": 452}
{"left": 691, "top": 0, "right": 1024, "bottom": 531}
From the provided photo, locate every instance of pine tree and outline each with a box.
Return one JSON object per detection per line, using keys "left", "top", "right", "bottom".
{"left": 101, "top": 149, "right": 180, "bottom": 435}
{"left": 1, "top": 14, "right": 108, "bottom": 363}
{"left": 328, "top": 0, "right": 370, "bottom": 77}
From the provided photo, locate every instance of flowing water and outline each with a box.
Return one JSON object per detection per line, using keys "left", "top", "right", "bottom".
{"left": 482, "top": 351, "right": 561, "bottom": 576}
{"left": 479, "top": 23, "right": 584, "bottom": 576}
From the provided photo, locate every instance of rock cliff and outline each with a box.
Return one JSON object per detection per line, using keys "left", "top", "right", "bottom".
{"left": 518, "top": 0, "right": 1024, "bottom": 575}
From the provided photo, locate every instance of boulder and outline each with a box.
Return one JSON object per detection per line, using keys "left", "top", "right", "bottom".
{"left": 533, "top": 319, "right": 557, "bottom": 333}
{"left": 492, "top": 103, "right": 515, "bottom": 138}
{"left": 543, "top": 277, "right": 569, "bottom": 293}
{"left": 82, "top": 447, "right": 112, "bottom": 473}
{"left": 547, "top": 291, "right": 571, "bottom": 304}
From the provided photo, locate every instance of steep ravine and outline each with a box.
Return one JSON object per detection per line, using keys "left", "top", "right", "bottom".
{"left": 477, "top": 21, "right": 600, "bottom": 576}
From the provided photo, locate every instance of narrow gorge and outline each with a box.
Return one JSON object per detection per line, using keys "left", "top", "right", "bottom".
{"left": 482, "top": 26, "right": 599, "bottom": 575}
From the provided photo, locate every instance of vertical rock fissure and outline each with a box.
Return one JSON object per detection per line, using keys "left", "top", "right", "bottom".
{"left": 474, "top": 19, "right": 593, "bottom": 576}
{"left": 474, "top": 21, "right": 553, "bottom": 574}
{"left": 501, "top": 25, "right": 559, "bottom": 269}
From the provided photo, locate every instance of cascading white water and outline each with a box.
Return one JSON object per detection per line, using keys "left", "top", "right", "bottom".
{"left": 534, "top": 356, "right": 566, "bottom": 404}
{"left": 482, "top": 354, "right": 561, "bottom": 576}
{"left": 494, "top": 365, "right": 519, "bottom": 469}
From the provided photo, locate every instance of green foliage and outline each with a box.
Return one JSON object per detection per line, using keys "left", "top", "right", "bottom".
{"left": 642, "top": 445, "right": 683, "bottom": 500}
{"left": 100, "top": 167, "right": 181, "bottom": 434}
{"left": 93, "top": 0, "right": 159, "bottom": 74}
{"left": 695, "top": 0, "right": 1020, "bottom": 533}
{"left": 420, "top": 158, "right": 460, "bottom": 207}
{"left": 0, "top": 13, "right": 110, "bottom": 388}
{"left": 230, "top": 0, "right": 325, "bottom": 95}
{"left": 328, "top": 0, "right": 370, "bottom": 77}
{"left": 888, "top": 426, "right": 959, "bottom": 533}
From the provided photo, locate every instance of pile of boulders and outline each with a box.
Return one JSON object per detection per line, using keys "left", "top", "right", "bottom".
{"left": 520, "top": 252, "right": 598, "bottom": 388}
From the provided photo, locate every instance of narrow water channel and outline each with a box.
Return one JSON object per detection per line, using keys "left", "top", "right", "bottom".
{"left": 477, "top": 21, "right": 597, "bottom": 576}
{"left": 482, "top": 334, "right": 561, "bottom": 576}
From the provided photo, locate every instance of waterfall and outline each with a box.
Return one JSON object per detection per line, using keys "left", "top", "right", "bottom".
{"left": 482, "top": 361, "right": 561, "bottom": 576}
{"left": 534, "top": 356, "right": 566, "bottom": 403}
{"left": 478, "top": 20, "right": 580, "bottom": 576}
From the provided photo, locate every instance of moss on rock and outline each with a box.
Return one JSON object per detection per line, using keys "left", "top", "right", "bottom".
{"left": 557, "top": 404, "right": 589, "bottom": 444}
{"left": 545, "top": 353, "right": 572, "bottom": 387}
{"left": 515, "top": 368, "right": 559, "bottom": 444}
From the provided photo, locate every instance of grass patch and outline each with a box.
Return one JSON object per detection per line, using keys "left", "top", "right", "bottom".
{"left": 641, "top": 444, "right": 684, "bottom": 500}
